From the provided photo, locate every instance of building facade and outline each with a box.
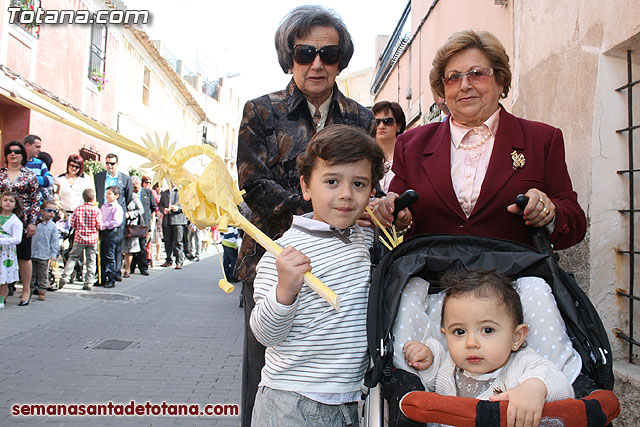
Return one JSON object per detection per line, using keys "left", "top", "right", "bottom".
{"left": 0, "top": 0, "right": 240, "bottom": 181}
{"left": 373, "top": 0, "right": 640, "bottom": 423}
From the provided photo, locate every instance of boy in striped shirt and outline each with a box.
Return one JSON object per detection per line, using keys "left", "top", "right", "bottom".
{"left": 250, "top": 125, "right": 385, "bottom": 426}
{"left": 59, "top": 189, "right": 102, "bottom": 290}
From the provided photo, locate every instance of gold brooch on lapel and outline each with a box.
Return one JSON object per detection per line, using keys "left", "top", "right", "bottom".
{"left": 511, "top": 151, "right": 525, "bottom": 170}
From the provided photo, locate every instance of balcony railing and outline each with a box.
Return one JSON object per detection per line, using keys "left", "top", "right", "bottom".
{"left": 370, "top": 2, "right": 411, "bottom": 96}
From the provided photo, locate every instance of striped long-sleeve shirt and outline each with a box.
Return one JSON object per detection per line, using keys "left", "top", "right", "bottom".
{"left": 250, "top": 214, "right": 373, "bottom": 397}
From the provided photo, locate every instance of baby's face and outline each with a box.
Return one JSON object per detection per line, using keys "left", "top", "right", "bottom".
{"left": 441, "top": 294, "right": 525, "bottom": 374}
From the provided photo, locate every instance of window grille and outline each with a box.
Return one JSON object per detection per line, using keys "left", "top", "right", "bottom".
{"left": 615, "top": 49, "right": 640, "bottom": 363}
{"left": 88, "top": 20, "right": 107, "bottom": 85}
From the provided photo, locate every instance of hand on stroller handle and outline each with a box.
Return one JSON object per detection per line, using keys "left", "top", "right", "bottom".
{"left": 507, "top": 189, "right": 556, "bottom": 228}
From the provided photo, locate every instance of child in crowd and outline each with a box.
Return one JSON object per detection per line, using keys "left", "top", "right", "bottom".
{"left": 221, "top": 226, "right": 239, "bottom": 282}
{"left": 402, "top": 270, "right": 574, "bottom": 426}
{"left": 99, "top": 186, "right": 123, "bottom": 288}
{"left": 59, "top": 189, "right": 102, "bottom": 290}
{"left": 0, "top": 193, "right": 24, "bottom": 308}
{"left": 250, "top": 125, "right": 385, "bottom": 426}
{"left": 30, "top": 200, "right": 60, "bottom": 300}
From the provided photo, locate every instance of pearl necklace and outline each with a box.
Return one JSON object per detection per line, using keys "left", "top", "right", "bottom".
{"left": 458, "top": 127, "right": 492, "bottom": 150}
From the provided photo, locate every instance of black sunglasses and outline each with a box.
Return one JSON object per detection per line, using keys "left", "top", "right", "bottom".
{"left": 375, "top": 117, "right": 396, "bottom": 126}
{"left": 43, "top": 208, "right": 58, "bottom": 213}
{"left": 69, "top": 163, "right": 81, "bottom": 169}
{"left": 6, "top": 148, "right": 22, "bottom": 155}
{"left": 293, "top": 44, "right": 341, "bottom": 65}
{"left": 105, "top": 161, "right": 117, "bottom": 166}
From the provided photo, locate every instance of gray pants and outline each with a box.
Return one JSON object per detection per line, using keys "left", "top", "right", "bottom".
{"left": 187, "top": 228, "right": 200, "bottom": 257}
{"left": 31, "top": 258, "right": 49, "bottom": 292}
{"left": 61, "top": 243, "right": 97, "bottom": 288}
{"left": 252, "top": 387, "right": 358, "bottom": 427}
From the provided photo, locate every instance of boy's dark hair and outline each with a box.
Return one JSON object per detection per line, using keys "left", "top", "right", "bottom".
{"left": 1, "top": 192, "right": 23, "bottom": 218}
{"left": 440, "top": 270, "right": 524, "bottom": 326}
{"left": 82, "top": 188, "right": 96, "bottom": 203}
{"left": 106, "top": 185, "right": 120, "bottom": 196}
{"left": 42, "top": 200, "right": 57, "bottom": 210}
{"left": 297, "top": 124, "right": 385, "bottom": 185}
{"left": 38, "top": 152, "right": 53, "bottom": 170}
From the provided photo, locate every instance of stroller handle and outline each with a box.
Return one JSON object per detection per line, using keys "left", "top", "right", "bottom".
{"left": 393, "top": 189, "right": 419, "bottom": 221}
{"left": 515, "top": 194, "right": 554, "bottom": 255}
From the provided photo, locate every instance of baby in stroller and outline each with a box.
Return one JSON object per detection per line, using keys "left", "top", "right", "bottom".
{"left": 401, "top": 270, "right": 573, "bottom": 426}
{"left": 364, "top": 227, "right": 617, "bottom": 427}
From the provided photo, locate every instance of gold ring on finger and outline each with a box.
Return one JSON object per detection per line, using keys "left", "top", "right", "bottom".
{"left": 539, "top": 197, "right": 545, "bottom": 207}
{"left": 543, "top": 207, "right": 550, "bottom": 215}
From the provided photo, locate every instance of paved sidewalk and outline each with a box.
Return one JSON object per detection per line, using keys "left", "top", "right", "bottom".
{"left": 0, "top": 247, "right": 243, "bottom": 426}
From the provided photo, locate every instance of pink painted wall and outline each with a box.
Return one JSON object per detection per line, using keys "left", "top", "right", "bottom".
{"left": 374, "top": 0, "right": 513, "bottom": 130}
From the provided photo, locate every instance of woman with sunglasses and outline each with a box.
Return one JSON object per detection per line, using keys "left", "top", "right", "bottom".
{"left": 372, "top": 101, "right": 406, "bottom": 193}
{"left": 0, "top": 140, "right": 41, "bottom": 306}
{"left": 56, "top": 155, "right": 91, "bottom": 220}
{"left": 236, "top": 5, "right": 375, "bottom": 426}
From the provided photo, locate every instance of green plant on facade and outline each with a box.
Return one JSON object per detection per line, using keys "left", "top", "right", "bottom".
{"left": 89, "top": 69, "right": 107, "bottom": 92}
{"left": 83, "top": 159, "right": 105, "bottom": 176}
{"left": 128, "top": 167, "right": 143, "bottom": 178}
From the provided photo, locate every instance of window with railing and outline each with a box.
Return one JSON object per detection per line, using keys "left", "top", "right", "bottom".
{"left": 79, "top": 147, "right": 100, "bottom": 162}
{"left": 10, "top": 0, "right": 40, "bottom": 37}
{"left": 88, "top": 19, "right": 107, "bottom": 89}
{"left": 615, "top": 49, "right": 640, "bottom": 364}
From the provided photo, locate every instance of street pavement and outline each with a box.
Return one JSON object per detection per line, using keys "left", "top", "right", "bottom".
{"left": 0, "top": 247, "right": 243, "bottom": 426}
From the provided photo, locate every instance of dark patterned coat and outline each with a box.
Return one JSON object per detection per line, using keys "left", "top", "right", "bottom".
{"left": 235, "top": 79, "right": 376, "bottom": 283}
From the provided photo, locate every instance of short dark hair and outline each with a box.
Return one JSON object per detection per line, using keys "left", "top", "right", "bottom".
{"left": 440, "top": 270, "right": 524, "bottom": 326}
{"left": 4, "top": 141, "right": 28, "bottom": 166}
{"left": 23, "top": 135, "right": 41, "bottom": 146}
{"left": 106, "top": 185, "right": 120, "bottom": 196}
{"left": 67, "top": 155, "right": 84, "bottom": 176}
{"left": 275, "top": 5, "right": 354, "bottom": 73}
{"left": 38, "top": 151, "right": 53, "bottom": 170}
{"left": 371, "top": 101, "right": 406, "bottom": 134}
{"left": 105, "top": 153, "right": 118, "bottom": 163}
{"left": 297, "top": 124, "right": 385, "bottom": 186}
{"left": 1, "top": 192, "right": 23, "bottom": 218}
{"left": 82, "top": 188, "right": 96, "bottom": 203}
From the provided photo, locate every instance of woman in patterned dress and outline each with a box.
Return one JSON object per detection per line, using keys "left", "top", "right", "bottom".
{"left": 0, "top": 141, "right": 41, "bottom": 305}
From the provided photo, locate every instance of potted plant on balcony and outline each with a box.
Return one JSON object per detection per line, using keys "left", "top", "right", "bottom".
{"left": 89, "top": 69, "right": 107, "bottom": 92}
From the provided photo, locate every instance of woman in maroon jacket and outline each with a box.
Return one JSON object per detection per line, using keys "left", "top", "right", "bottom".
{"left": 374, "top": 30, "right": 588, "bottom": 426}
{"left": 376, "top": 30, "right": 585, "bottom": 250}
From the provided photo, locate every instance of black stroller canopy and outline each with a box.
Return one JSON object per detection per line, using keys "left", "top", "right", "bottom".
{"left": 365, "top": 233, "right": 613, "bottom": 390}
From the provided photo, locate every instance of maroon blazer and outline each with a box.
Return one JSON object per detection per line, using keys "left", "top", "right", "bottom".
{"left": 389, "top": 107, "right": 586, "bottom": 250}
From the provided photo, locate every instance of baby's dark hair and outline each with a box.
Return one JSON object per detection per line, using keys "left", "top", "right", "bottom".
{"left": 440, "top": 270, "right": 524, "bottom": 326}
{"left": 1, "top": 192, "right": 23, "bottom": 218}
{"left": 297, "top": 124, "right": 385, "bottom": 186}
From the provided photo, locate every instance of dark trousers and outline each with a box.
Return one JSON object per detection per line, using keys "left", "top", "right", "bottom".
{"left": 222, "top": 245, "right": 238, "bottom": 280}
{"left": 100, "top": 228, "right": 121, "bottom": 284}
{"left": 114, "top": 226, "right": 125, "bottom": 279}
{"left": 162, "top": 224, "right": 174, "bottom": 263}
{"left": 131, "top": 236, "right": 149, "bottom": 273}
{"left": 241, "top": 279, "right": 266, "bottom": 427}
{"left": 172, "top": 224, "right": 186, "bottom": 265}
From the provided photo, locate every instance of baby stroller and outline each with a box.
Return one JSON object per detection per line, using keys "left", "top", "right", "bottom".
{"left": 362, "top": 194, "right": 617, "bottom": 426}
